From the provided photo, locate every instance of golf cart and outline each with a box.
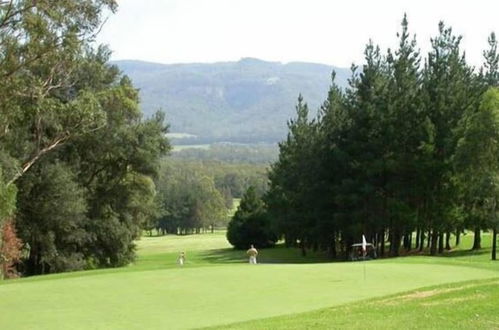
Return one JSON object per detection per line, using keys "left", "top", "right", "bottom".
{"left": 349, "top": 243, "right": 377, "bottom": 261}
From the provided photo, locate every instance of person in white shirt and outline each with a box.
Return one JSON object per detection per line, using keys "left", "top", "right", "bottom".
{"left": 177, "top": 252, "right": 185, "bottom": 266}
{"left": 246, "top": 245, "right": 258, "bottom": 264}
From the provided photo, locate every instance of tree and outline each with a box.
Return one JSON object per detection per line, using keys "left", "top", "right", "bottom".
{"left": 16, "top": 162, "right": 88, "bottom": 275}
{"left": 422, "top": 22, "right": 479, "bottom": 253}
{"left": 227, "top": 187, "right": 277, "bottom": 249}
{"left": 454, "top": 88, "right": 499, "bottom": 260}
{"left": 265, "top": 16, "right": 493, "bottom": 259}
{"left": 0, "top": 168, "right": 16, "bottom": 225}
{"left": 155, "top": 160, "right": 228, "bottom": 235}
{"left": 266, "top": 95, "right": 322, "bottom": 254}
{"left": 0, "top": 219, "right": 23, "bottom": 279}
{"left": 0, "top": 1, "right": 172, "bottom": 275}
{"left": 0, "top": 0, "right": 118, "bottom": 186}
{"left": 483, "top": 32, "right": 499, "bottom": 87}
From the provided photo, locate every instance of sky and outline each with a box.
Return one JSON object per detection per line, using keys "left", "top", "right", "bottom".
{"left": 97, "top": 0, "right": 499, "bottom": 68}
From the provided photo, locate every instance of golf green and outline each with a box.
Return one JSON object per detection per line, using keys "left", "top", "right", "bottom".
{"left": 1, "top": 261, "right": 497, "bottom": 329}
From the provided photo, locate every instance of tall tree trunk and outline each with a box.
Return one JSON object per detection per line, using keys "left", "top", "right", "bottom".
{"left": 430, "top": 230, "right": 438, "bottom": 255}
{"left": 415, "top": 228, "right": 420, "bottom": 250}
{"left": 492, "top": 228, "right": 497, "bottom": 261}
{"left": 445, "top": 231, "right": 451, "bottom": 250}
{"left": 455, "top": 230, "right": 461, "bottom": 246}
{"left": 427, "top": 230, "right": 431, "bottom": 248}
{"left": 438, "top": 232, "right": 444, "bottom": 254}
{"left": 472, "top": 227, "right": 481, "bottom": 250}
{"left": 419, "top": 230, "right": 425, "bottom": 252}
{"left": 390, "top": 228, "right": 401, "bottom": 257}
{"left": 329, "top": 232, "right": 337, "bottom": 259}
{"left": 300, "top": 239, "right": 306, "bottom": 257}
{"left": 379, "top": 228, "right": 385, "bottom": 257}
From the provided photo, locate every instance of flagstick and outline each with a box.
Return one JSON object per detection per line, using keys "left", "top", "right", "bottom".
{"left": 363, "top": 252, "right": 366, "bottom": 280}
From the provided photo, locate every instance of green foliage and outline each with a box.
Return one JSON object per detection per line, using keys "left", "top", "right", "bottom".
{"left": 227, "top": 187, "right": 277, "bottom": 249}
{"left": 0, "top": 0, "right": 118, "bottom": 184}
{"left": 266, "top": 16, "right": 499, "bottom": 259}
{"left": 155, "top": 160, "right": 229, "bottom": 234}
{"left": 171, "top": 143, "right": 278, "bottom": 164}
{"left": 0, "top": 1, "right": 171, "bottom": 275}
{"left": 454, "top": 88, "right": 499, "bottom": 258}
{"left": 16, "top": 162, "right": 88, "bottom": 274}
{"left": 0, "top": 168, "right": 16, "bottom": 224}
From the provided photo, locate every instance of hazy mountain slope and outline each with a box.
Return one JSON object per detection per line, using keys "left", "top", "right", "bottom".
{"left": 114, "top": 58, "right": 350, "bottom": 143}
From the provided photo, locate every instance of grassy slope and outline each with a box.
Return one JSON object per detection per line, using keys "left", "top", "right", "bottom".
{"left": 214, "top": 233, "right": 499, "bottom": 329}
{"left": 216, "top": 278, "right": 499, "bottom": 329}
{"left": 0, "top": 232, "right": 498, "bottom": 330}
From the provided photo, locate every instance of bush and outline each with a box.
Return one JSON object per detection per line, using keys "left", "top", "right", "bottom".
{"left": 226, "top": 187, "right": 277, "bottom": 249}
{"left": 0, "top": 220, "right": 23, "bottom": 279}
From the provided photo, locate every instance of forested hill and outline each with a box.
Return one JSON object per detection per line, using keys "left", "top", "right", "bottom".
{"left": 114, "top": 58, "right": 350, "bottom": 143}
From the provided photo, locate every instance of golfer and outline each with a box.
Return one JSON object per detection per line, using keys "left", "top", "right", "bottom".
{"left": 178, "top": 252, "right": 185, "bottom": 266}
{"left": 247, "top": 245, "right": 258, "bottom": 264}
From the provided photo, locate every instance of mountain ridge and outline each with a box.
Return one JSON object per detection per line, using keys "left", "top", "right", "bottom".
{"left": 113, "top": 58, "right": 350, "bottom": 143}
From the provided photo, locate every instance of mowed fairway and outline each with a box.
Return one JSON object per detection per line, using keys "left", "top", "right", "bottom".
{"left": 1, "top": 232, "right": 498, "bottom": 329}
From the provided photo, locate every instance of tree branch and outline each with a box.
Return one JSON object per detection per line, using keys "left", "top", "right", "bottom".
{"left": 7, "top": 134, "right": 69, "bottom": 186}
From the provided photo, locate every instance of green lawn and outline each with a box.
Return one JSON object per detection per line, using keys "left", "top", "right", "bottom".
{"left": 217, "top": 277, "right": 499, "bottom": 329}
{"left": 0, "top": 232, "right": 498, "bottom": 329}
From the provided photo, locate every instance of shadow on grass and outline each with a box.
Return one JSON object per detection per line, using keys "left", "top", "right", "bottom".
{"left": 199, "top": 244, "right": 334, "bottom": 265}
{"left": 398, "top": 247, "right": 491, "bottom": 259}
{"left": 439, "top": 248, "right": 490, "bottom": 258}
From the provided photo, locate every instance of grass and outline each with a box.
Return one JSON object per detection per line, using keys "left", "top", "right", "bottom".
{"left": 215, "top": 277, "right": 499, "bottom": 329}
{"left": 171, "top": 144, "right": 210, "bottom": 151}
{"left": 0, "top": 231, "right": 498, "bottom": 329}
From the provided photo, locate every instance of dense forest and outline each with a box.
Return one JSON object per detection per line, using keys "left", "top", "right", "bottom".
{"left": 261, "top": 17, "right": 499, "bottom": 260}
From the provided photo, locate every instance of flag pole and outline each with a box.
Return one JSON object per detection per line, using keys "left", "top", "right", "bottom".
{"left": 362, "top": 234, "right": 367, "bottom": 280}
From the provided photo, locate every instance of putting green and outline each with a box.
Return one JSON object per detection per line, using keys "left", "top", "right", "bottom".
{"left": 0, "top": 262, "right": 497, "bottom": 329}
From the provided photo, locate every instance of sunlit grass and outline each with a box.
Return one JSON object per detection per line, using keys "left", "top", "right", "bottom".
{"left": 0, "top": 231, "right": 497, "bottom": 329}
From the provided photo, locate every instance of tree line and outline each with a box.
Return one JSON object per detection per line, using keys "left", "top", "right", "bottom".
{"left": 150, "top": 159, "right": 269, "bottom": 235}
{"left": 171, "top": 143, "right": 278, "bottom": 165}
{"left": 0, "top": 1, "right": 170, "bottom": 277}
{"left": 258, "top": 16, "right": 499, "bottom": 260}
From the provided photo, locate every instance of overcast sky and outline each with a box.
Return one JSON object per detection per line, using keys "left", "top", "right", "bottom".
{"left": 97, "top": 0, "right": 499, "bottom": 68}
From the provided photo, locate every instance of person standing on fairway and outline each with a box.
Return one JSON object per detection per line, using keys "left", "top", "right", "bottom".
{"left": 177, "top": 252, "right": 185, "bottom": 266}
{"left": 247, "top": 245, "right": 258, "bottom": 264}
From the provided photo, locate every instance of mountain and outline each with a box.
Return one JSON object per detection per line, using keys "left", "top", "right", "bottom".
{"left": 113, "top": 58, "right": 350, "bottom": 143}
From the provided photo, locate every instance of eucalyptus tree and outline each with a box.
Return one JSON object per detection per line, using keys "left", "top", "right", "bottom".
{"left": 155, "top": 161, "right": 228, "bottom": 235}
{"left": 0, "top": 0, "right": 118, "bottom": 186}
